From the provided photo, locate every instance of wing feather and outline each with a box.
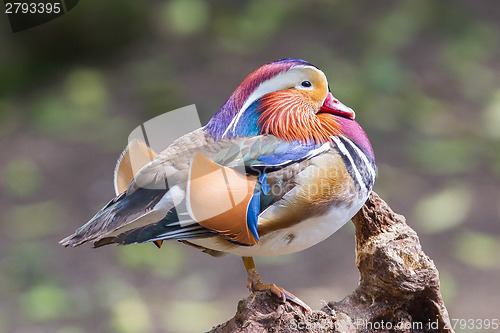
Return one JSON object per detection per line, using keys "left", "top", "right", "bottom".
{"left": 60, "top": 131, "right": 332, "bottom": 248}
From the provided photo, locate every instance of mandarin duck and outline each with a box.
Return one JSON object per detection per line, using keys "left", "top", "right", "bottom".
{"left": 61, "top": 58, "right": 376, "bottom": 311}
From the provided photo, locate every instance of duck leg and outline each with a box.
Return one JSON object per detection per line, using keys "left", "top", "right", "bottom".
{"left": 242, "top": 256, "right": 311, "bottom": 313}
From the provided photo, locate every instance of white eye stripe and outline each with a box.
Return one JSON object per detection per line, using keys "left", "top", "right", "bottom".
{"left": 221, "top": 66, "right": 327, "bottom": 138}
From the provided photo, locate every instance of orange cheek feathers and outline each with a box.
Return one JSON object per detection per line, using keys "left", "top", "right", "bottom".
{"left": 257, "top": 90, "right": 341, "bottom": 144}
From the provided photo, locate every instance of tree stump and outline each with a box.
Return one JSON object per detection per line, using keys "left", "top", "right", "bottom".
{"left": 208, "top": 192, "right": 454, "bottom": 333}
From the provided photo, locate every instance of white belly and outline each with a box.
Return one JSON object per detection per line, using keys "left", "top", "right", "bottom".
{"left": 189, "top": 196, "right": 366, "bottom": 257}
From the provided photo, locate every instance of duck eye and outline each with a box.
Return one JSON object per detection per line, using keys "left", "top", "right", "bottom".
{"left": 301, "top": 80, "right": 312, "bottom": 88}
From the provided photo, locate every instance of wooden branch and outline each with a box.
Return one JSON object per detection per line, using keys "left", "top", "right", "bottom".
{"left": 208, "top": 192, "right": 454, "bottom": 333}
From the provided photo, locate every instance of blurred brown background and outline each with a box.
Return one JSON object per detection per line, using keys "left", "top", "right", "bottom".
{"left": 1, "top": 0, "right": 499, "bottom": 332}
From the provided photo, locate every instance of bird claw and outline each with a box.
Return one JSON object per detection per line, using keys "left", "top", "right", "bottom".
{"left": 249, "top": 281, "right": 312, "bottom": 313}
{"left": 246, "top": 280, "right": 253, "bottom": 293}
{"left": 275, "top": 286, "right": 312, "bottom": 313}
{"left": 243, "top": 257, "right": 311, "bottom": 313}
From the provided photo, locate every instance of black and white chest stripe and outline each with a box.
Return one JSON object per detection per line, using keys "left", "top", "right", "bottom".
{"left": 330, "top": 136, "right": 376, "bottom": 194}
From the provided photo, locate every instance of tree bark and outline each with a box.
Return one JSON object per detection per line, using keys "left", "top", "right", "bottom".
{"left": 208, "top": 192, "right": 454, "bottom": 333}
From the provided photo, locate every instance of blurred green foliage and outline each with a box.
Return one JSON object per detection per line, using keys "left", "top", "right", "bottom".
{"left": 163, "top": 301, "right": 226, "bottom": 333}
{"left": 415, "top": 184, "right": 471, "bottom": 233}
{"left": 1, "top": 0, "right": 499, "bottom": 331}
{"left": 20, "top": 283, "right": 70, "bottom": 322}
{"left": 483, "top": 90, "right": 500, "bottom": 140}
{"left": 6, "top": 201, "right": 65, "bottom": 239}
{"left": 2, "top": 159, "right": 42, "bottom": 198}
{"left": 162, "top": 0, "right": 210, "bottom": 37}
{"left": 112, "top": 297, "right": 152, "bottom": 333}
{"left": 454, "top": 231, "right": 500, "bottom": 269}
{"left": 115, "top": 242, "right": 184, "bottom": 278}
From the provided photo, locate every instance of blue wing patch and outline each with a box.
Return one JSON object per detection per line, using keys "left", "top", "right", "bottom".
{"left": 244, "top": 173, "right": 274, "bottom": 244}
{"left": 247, "top": 140, "right": 331, "bottom": 173}
{"left": 246, "top": 190, "right": 260, "bottom": 243}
